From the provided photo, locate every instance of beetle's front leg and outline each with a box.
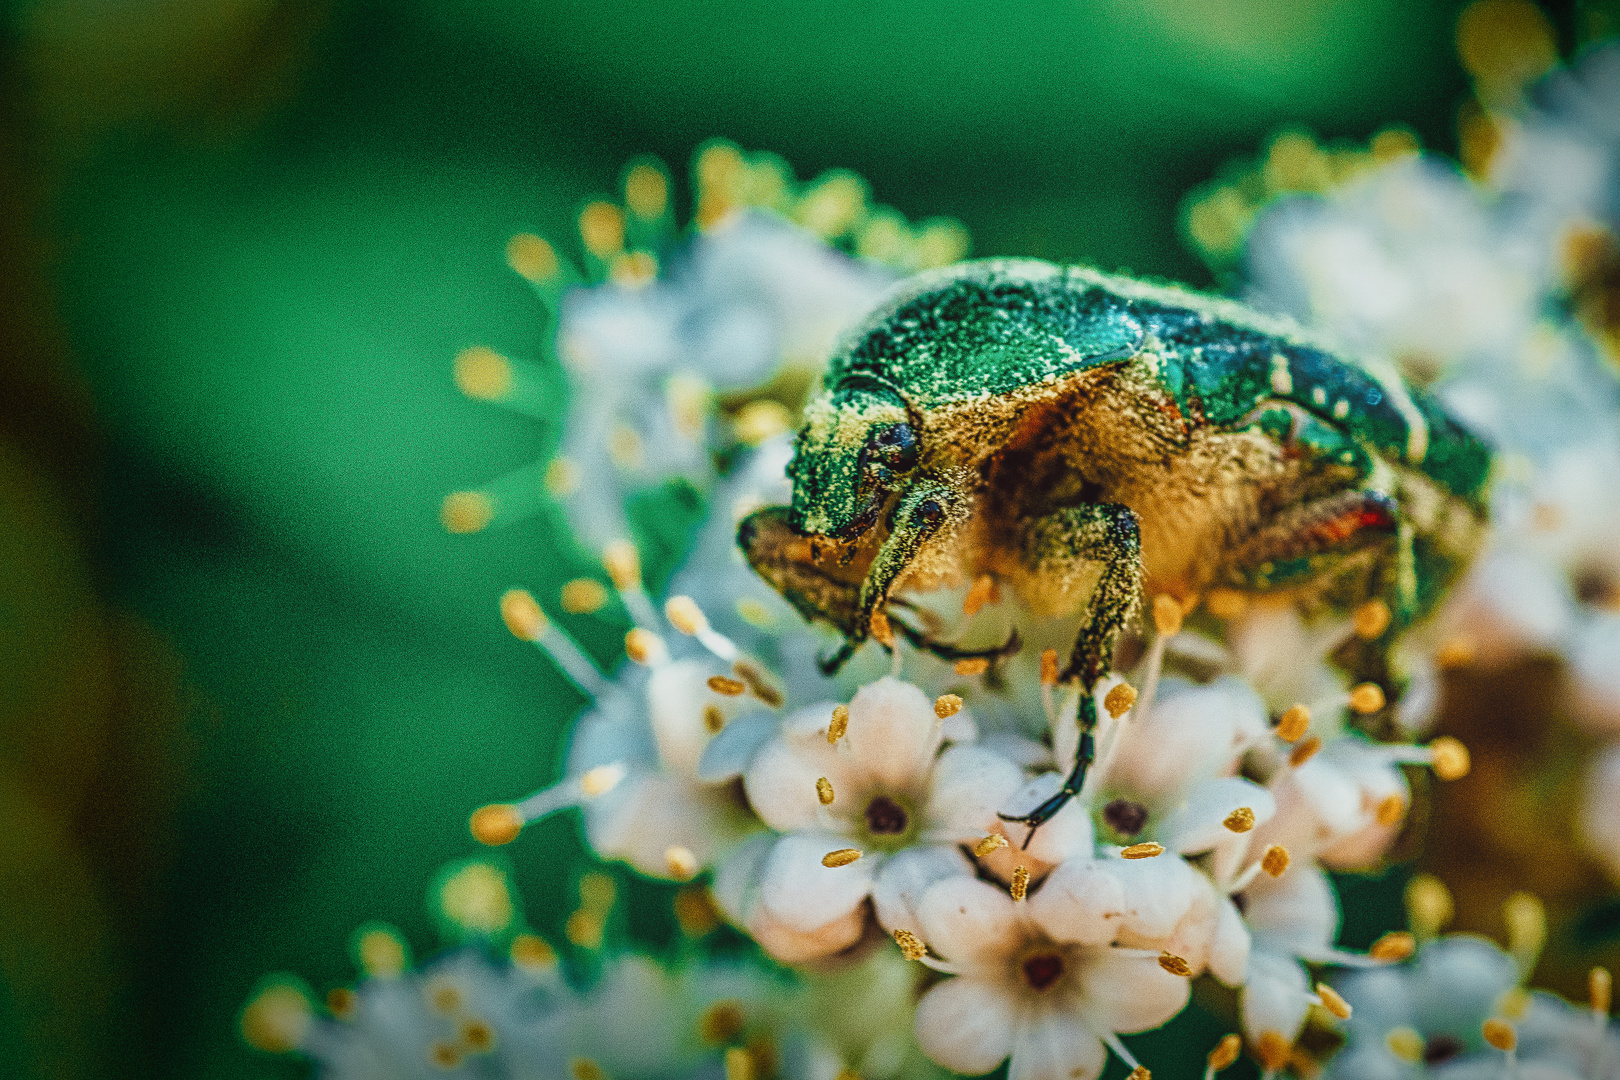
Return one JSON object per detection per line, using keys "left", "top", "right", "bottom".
{"left": 998, "top": 502, "right": 1142, "bottom": 845}
{"left": 854, "top": 477, "right": 972, "bottom": 648}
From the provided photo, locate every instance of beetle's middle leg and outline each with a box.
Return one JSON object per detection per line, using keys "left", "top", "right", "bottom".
{"left": 997, "top": 502, "right": 1142, "bottom": 845}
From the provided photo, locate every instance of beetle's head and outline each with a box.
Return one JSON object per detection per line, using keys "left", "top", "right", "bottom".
{"left": 788, "top": 376, "right": 920, "bottom": 540}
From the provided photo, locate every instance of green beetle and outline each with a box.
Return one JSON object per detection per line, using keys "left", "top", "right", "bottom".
{"left": 738, "top": 259, "right": 1490, "bottom": 837}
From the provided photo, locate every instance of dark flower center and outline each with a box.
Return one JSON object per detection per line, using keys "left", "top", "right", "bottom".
{"left": 864, "top": 795, "right": 910, "bottom": 835}
{"left": 1102, "top": 799, "right": 1149, "bottom": 837}
{"left": 1021, "top": 952, "right": 1065, "bottom": 991}
{"left": 1423, "top": 1035, "right": 1464, "bottom": 1064}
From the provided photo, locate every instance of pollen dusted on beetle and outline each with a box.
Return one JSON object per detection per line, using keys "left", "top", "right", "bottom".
{"left": 815, "top": 777, "right": 835, "bottom": 805}
{"left": 708, "top": 675, "right": 747, "bottom": 696}
{"left": 822, "top": 848, "right": 862, "bottom": 868}
{"left": 1010, "top": 864, "right": 1030, "bottom": 901}
{"left": 963, "top": 574, "right": 996, "bottom": 616}
{"left": 1276, "top": 703, "right": 1311, "bottom": 742}
{"left": 934, "top": 693, "right": 963, "bottom": 719}
{"left": 893, "top": 928, "right": 927, "bottom": 960}
{"left": 1104, "top": 682, "right": 1138, "bottom": 719}
{"left": 974, "top": 833, "right": 1008, "bottom": 856}
{"left": 1261, "top": 845, "right": 1290, "bottom": 877}
{"left": 1369, "top": 931, "right": 1416, "bottom": 962}
{"left": 1122, "top": 842, "right": 1165, "bottom": 859}
{"left": 954, "top": 657, "right": 990, "bottom": 677}
{"left": 827, "top": 704, "right": 850, "bottom": 744}
{"left": 1158, "top": 952, "right": 1193, "bottom": 977}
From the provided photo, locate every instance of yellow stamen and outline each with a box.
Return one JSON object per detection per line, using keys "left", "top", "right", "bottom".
{"left": 1158, "top": 952, "right": 1192, "bottom": 977}
{"left": 1481, "top": 1017, "right": 1517, "bottom": 1052}
{"left": 609, "top": 251, "right": 658, "bottom": 288}
{"left": 1385, "top": 1027, "right": 1423, "bottom": 1062}
{"left": 1223, "top": 807, "right": 1255, "bottom": 833}
{"left": 545, "top": 456, "right": 579, "bottom": 497}
{"left": 1261, "top": 845, "right": 1290, "bottom": 878}
{"left": 1255, "top": 1031, "right": 1291, "bottom": 1071}
{"left": 1497, "top": 986, "right": 1531, "bottom": 1020}
{"left": 1122, "top": 842, "right": 1164, "bottom": 860}
{"left": 664, "top": 846, "right": 699, "bottom": 881}
{"left": 624, "top": 163, "right": 668, "bottom": 220}
{"left": 356, "top": 926, "right": 407, "bottom": 977}
{"left": 438, "top": 862, "right": 515, "bottom": 936}
{"left": 1375, "top": 793, "right": 1406, "bottom": 827}
{"left": 699, "top": 1000, "right": 746, "bottom": 1044}
{"left": 469, "top": 804, "right": 523, "bottom": 846}
{"left": 1437, "top": 637, "right": 1476, "bottom": 669}
{"left": 1369, "top": 931, "right": 1416, "bottom": 962}
{"left": 325, "top": 986, "right": 356, "bottom": 1020}
{"left": 432, "top": 1042, "right": 464, "bottom": 1069}
{"left": 240, "top": 984, "right": 313, "bottom": 1053}
{"left": 934, "top": 693, "right": 963, "bottom": 719}
{"left": 1349, "top": 683, "right": 1386, "bottom": 714}
{"left": 704, "top": 705, "right": 726, "bottom": 733}
{"left": 1128, "top": 1069, "right": 1150, "bottom": 1080}
{"left": 442, "top": 491, "right": 494, "bottom": 534}
{"left": 733, "top": 400, "right": 792, "bottom": 446}
{"left": 1593, "top": 966, "right": 1613, "bottom": 1016}
{"left": 565, "top": 910, "right": 604, "bottom": 949}
{"left": 500, "top": 589, "right": 547, "bottom": 641}
{"left": 624, "top": 627, "right": 665, "bottom": 665}
{"left": 602, "top": 540, "right": 642, "bottom": 591}
{"left": 561, "top": 578, "right": 608, "bottom": 614}
{"left": 1206, "top": 1033, "right": 1241, "bottom": 1072}
{"left": 579, "top": 201, "right": 625, "bottom": 257}
{"left": 1289, "top": 736, "right": 1322, "bottom": 767}
{"left": 664, "top": 595, "right": 707, "bottom": 635}
{"left": 816, "top": 777, "right": 834, "bottom": 805}
{"left": 1352, "top": 599, "right": 1392, "bottom": 640}
{"left": 1152, "top": 593, "right": 1184, "bottom": 637}
{"left": 505, "top": 233, "right": 560, "bottom": 283}
{"left": 673, "top": 886, "right": 720, "bottom": 937}
{"left": 1204, "top": 588, "right": 1247, "bottom": 619}
{"left": 570, "top": 1058, "right": 608, "bottom": 1080}
{"left": 893, "top": 928, "right": 926, "bottom": 960}
{"left": 1503, "top": 891, "right": 1546, "bottom": 970}
{"left": 454, "top": 346, "right": 513, "bottom": 402}
{"left": 509, "top": 933, "right": 557, "bottom": 971}
{"left": 1430, "top": 736, "right": 1471, "bottom": 780}
{"left": 822, "top": 848, "right": 862, "bottom": 868}
{"left": 1010, "top": 864, "right": 1029, "bottom": 901}
{"left": 974, "top": 833, "right": 1008, "bottom": 857}
{"left": 1104, "top": 682, "right": 1138, "bottom": 719}
{"left": 723, "top": 1046, "right": 753, "bottom": 1080}
{"left": 580, "top": 763, "right": 627, "bottom": 798}
{"left": 1316, "top": 982, "right": 1353, "bottom": 1019}
{"left": 1039, "top": 648, "right": 1059, "bottom": 686}
{"left": 427, "top": 978, "right": 463, "bottom": 1015}
{"left": 732, "top": 661, "right": 783, "bottom": 707}
{"left": 868, "top": 610, "right": 895, "bottom": 648}
{"left": 1404, "top": 873, "right": 1454, "bottom": 939}
{"left": 461, "top": 1019, "right": 496, "bottom": 1053}
{"left": 1276, "top": 704, "right": 1311, "bottom": 742}
{"left": 708, "top": 675, "right": 746, "bottom": 696}
{"left": 963, "top": 575, "right": 995, "bottom": 616}
{"left": 828, "top": 704, "right": 850, "bottom": 743}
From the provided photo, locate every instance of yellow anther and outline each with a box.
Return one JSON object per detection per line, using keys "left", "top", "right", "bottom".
{"left": 733, "top": 400, "right": 792, "bottom": 446}
{"left": 1204, "top": 588, "right": 1247, "bottom": 619}
{"left": 561, "top": 578, "right": 608, "bottom": 614}
{"left": 1457, "top": 0, "right": 1556, "bottom": 92}
{"left": 609, "top": 251, "right": 658, "bottom": 288}
{"left": 1261, "top": 845, "right": 1290, "bottom": 878}
{"left": 325, "top": 986, "right": 356, "bottom": 1020}
{"left": 570, "top": 1057, "right": 608, "bottom": 1080}
{"left": 1437, "top": 638, "right": 1476, "bottom": 669}
{"left": 240, "top": 983, "right": 313, "bottom": 1053}
{"left": 1503, "top": 891, "right": 1546, "bottom": 968}
{"left": 1316, "top": 982, "right": 1353, "bottom": 1019}
{"left": 427, "top": 977, "right": 463, "bottom": 1015}
{"left": 1122, "top": 842, "right": 1165, "bottom": 860}
{"left": 1223, "top": 807, "right": 1256, "bottom": 833}
{"left": 1127, "top": 1069, "right": 1150, "bottom": 1080}
{"left": 442, "top": 492, "right": 494, "bottom": 534}
{"left": 357, "top": 927, "right": 407, "bottom": 978}
{"left": 664, "top": 595, "right": 708, "bottom": 635}
{"left": 1152, "top": 593, "right": 1184, "bottom": 637}
{"left": 723, "top": 1046, "right": 753, "bottom": 1080}
{"left": 1481, "top": 1017, "right": 1517, "bottom": 1052}
{"left": 815, "top": 777, "right": 835, "bottom": 805}
{"left": 954, "top": 657, "right": 990, "bottom": 676}
{"left": 732, "top": 660, "right": 783, "bottom": 707}
{"left": 963, "top": 575, "right": 996, "bottom": 616}
{"left": 1404, "top": 873, "right": 1454, "bottom": 939}
{"left": 1289, "top": 736, "right": 1323, "bottom": 768}
{"left": 893, "top": 928, "right": 927, "bottom": 960}
{"left": 1429, "top": 736, "right": 1471, "bottom": 780}
{"left": 1369, "top": 931, "right": 1416, "bottom": 962}
{"left": 1010, "top": 864, "right": 1030, "bottom": 902}
{"left": 602, "top": 540, "right": 642, "bottom": 591}
{"left": 624, "top": 163, "right": 668, "bottom": 219}
{"left": 469, "top": 804, "right": 523, "bottom": 846}
{"left": 708, "top": 675, "right": 746, "bottom": 696}
{"left": 580, "top": 763, "right": 627, "bottom": 798}
{"left": 664, "top": 846, "right": 700, "bottom": 881}
{"left": 974, "top": 833, "right": 1008, "bottom": 857}
{"left": 1349, "top": 682, "right": 1386, "bottom": 714}
{"left": 1255, "top": 1031, "right": 1292, "bottom": 1071}
{"left": 500, "top": 589, "right": 547, "bottom": 641}
{"left": 1375, "top": 793, "right": 1407, "bottom": 827}
{"left": 545, "top": 456, "right": 580, "bottom": 497}
{"left": 934, "top": 693, "right": 963, "bottom": 719}
{"left": 1206, "top": 1033, "right": 1241, "bottom": 1072}
{"left": 699, "top": 1000, "right": 746, "bottom": 1044}
{"left": 454, "top": 346, "right": 513, "bottom": 402}
{"left": 828, "top": 704, "right": 849, "bottom": 744}
{"left": 1353, "top": 599, "right": 1392, "bottom": 640}
{"left": 1276, "top": 704, "right": 1311, "bottom": 742}
{"left": 1158, "top": 952, "right": 1193, "bottom": 977}
{"left": 565, "top": 910, "right": 604, "bottom": 949}
{"left": 735, "top": 597, "right": 774, "bottom": 629}
{"left": 704, "top": 705, "right": 726, "bottom": 734}
{"left": 822, "top": 848, "right": 862, "bottom": 868}
{"left": 624, "top": 628, "right": 665, "bottom": 665}
{"left": 579, "top": 200, "right": 626, "bottom": 257}
{"left": 461, "top": 1018, "right": 496, "bottom": 1053}
{"left": 438, "top": 861, "right": 515, "bottom": 935}
{"left": 1593, "top": 966, "right": 1613, "bottom": 1016}
{"left": 1496, "top": 986, "right": 1531, "bottom": 1020}
{"left": 674, "top": 886, "right": 721, "bottom": 937}
{"left": 505, "top": 233, "right": 560, "bottom": 283}
{"left": 509, "top": 933, "right": 557, "bottom": 971}
{"left": 1039, "top": 648, "right": 1059, "bottom": 686}
{"left": 1104, "top": 682, "right": 1138, "bottom": 719}
{"left": 869, "top": 610, "right": 895, "bottom": 648}
{"left": 432, "top": 1041, "right": 464, "bottom": 1069}
{"left": 1385, "top": 1027, "right": 1424, "bottom": 1063}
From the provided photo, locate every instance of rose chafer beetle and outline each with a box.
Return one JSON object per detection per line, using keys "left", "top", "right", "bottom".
{"left": 739, "top": 259, "right": 1491, "bottom": 840}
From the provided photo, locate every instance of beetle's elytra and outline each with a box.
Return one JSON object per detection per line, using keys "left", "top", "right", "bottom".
{"left": 739, "top": 259, "right": 1491, "bottom": 839}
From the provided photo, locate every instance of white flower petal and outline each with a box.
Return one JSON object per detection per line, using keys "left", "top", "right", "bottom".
{"left": 1242, "top": 862, "right": 1340, "bottom": 957}
{"left": 711, "top": 832, "right": 773, "bottom": 925}
{"left": 925, "top": 745, "right": 1026, "bottom": 840}
{"left": 758, "top": 832, "right": 877, "bottom": 933}
{"left": 1209, "top": 895, "right": 1251, "bottom": 987}
{"left": 1106, "top": 853, "right": 1203, "bottom": 942}
{"left": 1027, "top": 859, "right": 1128, "bottom": 947}
{"left": 871, "top": 845, "right": 974, "bottom": 935}
{"left": 697, "top": 712, "right": 780, "bottom": 782}
{"left": 1161, "top": 776, "right": 1277, "bottom": 856}
{"left": 1075, "top": 949, "right": 1191, "bottom": 1034}
{"left": 648, "top": 660, "right": 726, "bottom": 777}
{"left": 843, "top": 678, "right": 943, "bottom": 791}
{"left": 1241, "top": 949, "right": 1311, "bottom": 1048}
{"left": 1007, "top": 1006, "right": 1108, "bottom": 1080}
{"left": 748, "top": 902, "right": 869, "bottom": 965}
{"left": 914, "top": 976, "right": 1018, "bottom": 1076}
{"left": 1106, "top": 677, "right": 1269, "bottom": 801}
{"left": 916, "top": 876, "right": 1022, "bottom": 965}
{"left": 743, "top": 736, "right": 853, "bottom": 833}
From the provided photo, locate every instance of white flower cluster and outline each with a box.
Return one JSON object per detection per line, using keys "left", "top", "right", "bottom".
{"left": 1197, "top": 40, "right": 1620, "bottom": 884}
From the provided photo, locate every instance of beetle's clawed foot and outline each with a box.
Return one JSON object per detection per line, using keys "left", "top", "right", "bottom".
{"left": 996, "top": 785, "right": 1078, "bottom": 849}
{"left": 818, "top": 615, "right": 1022, "bottom": 677}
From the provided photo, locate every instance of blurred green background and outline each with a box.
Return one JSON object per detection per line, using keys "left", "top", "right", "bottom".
{"left": 0, "top": 1, "right": 1600, "bottom": 1076}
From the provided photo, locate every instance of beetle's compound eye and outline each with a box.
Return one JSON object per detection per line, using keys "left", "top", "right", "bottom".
{"left": 864, "top": 423, "right": 918, "bottom": 475}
